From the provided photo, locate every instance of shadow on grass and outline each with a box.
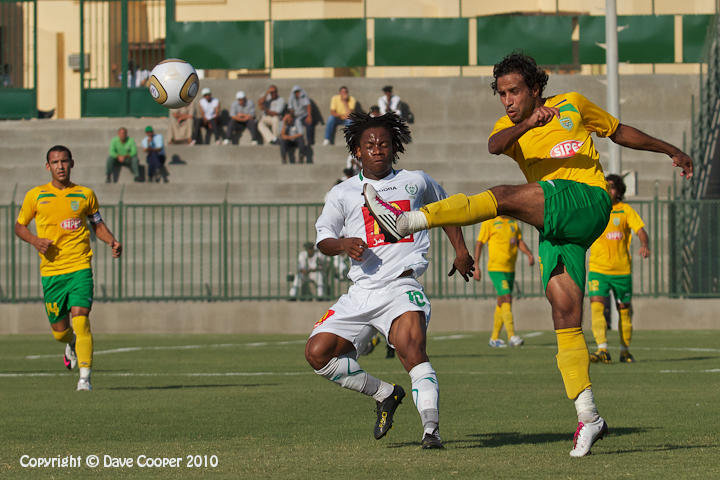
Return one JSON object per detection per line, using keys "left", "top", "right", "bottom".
{"left": 598, "top": 443, "right": 718, "bottom": 455}
{"left": 387, "top": 427, "right": 650, "bottom": 449}
{"left": 638, "top": 356, "right": 719, "bottom": 363}
{"left": 108, "top": 383, "right": 272, "bottom": 391}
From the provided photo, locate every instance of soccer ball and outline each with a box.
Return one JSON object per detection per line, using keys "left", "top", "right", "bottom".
{"left": 148, "top": 59, "right": 199, "bottom": 109}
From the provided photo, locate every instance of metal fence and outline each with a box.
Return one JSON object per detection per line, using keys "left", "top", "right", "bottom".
{"left": 2, "top": 198, "right": 719, "bottom": 303}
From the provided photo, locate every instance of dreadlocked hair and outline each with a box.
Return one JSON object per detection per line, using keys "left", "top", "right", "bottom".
{"left": 344, "top": 111, "right": 411, "bottom": 164}
{"left": 491, "top": 51, "right": 549, "bottom": 97}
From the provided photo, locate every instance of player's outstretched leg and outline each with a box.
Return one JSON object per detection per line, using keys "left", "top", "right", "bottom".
{"left": 363, "top": 184, "right": 499, "bottom": 242}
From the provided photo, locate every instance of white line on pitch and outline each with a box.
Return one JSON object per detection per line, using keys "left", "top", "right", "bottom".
{"left": 660, "top": 369, "right": 720, "bottom": 374}
{"left": 25, "top": 340, "right": 307, "bottom": 360}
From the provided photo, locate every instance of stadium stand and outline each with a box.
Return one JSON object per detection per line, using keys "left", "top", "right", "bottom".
{"left": 0, "top": 75, "right": 695, "bottom": 205}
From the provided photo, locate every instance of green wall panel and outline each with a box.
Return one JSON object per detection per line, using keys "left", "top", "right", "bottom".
{"left": 273, "top": 19, "right": 365, "bottom": 68}
{"left": 683, "top": 15, "right": 713, "bottom": 63}
{"left": 83, "top": 89, "right": 125, "bottom": 117}
{"left": 128, "top": 88, "right": 169, "bottom": 117}
{"left": 375, "top": 18, "right": 468, "bottom": 66}
{"left": 167, "top": 21, "right": 265, "bottom": 70}
{"left": 0, "top": 89, "right": 36, "bottom": 119}
{"left": 579, "top": 15, "right": 674, "bottom": 64}
{"left": 476, "top": 16, "right": 573, "bottom": 66}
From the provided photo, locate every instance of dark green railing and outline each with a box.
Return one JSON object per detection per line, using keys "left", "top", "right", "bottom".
{"left": 2, "top": 197, "right": 719, "bottom": 302}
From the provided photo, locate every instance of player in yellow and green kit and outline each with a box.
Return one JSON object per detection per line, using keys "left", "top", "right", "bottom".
{"left": 15, "top": 145, "right": 122, "bottom": 391}
{"left": 363, "top": 53, "right": 693, "bottom": 456}
{"left": 473, "top": 216, "right": 534, "bottom": 348}
{"left": 587, "top": 174, "right": 649, "bottom": 364}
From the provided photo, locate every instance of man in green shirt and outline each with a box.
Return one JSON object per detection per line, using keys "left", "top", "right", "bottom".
{"left": 106, "top": 127, "right": 140, "bottom": 183}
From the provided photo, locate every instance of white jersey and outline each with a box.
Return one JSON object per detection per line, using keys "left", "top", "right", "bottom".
{"left": 297, "top": 249, "right": 324, "bottom": 272}
{"left": 315, "top": 169, "right": 447, "bottom": 289}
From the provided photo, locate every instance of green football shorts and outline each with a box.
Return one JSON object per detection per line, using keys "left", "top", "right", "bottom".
{"left": 587, "top": 271, "right": 633, "bottom": 303}
{"left": 488, "top": 271, "right": 515, "bottom": 296}
{"left": 537, "top": 179, "right": 611, "bottom": 292}
{"left": 41, "top": 268, "right": 94, "bottom": 324}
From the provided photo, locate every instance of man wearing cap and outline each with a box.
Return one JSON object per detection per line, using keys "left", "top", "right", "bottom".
{"left": 289, "top": 241, "right": 326, "bottom": 300}
{"left": 141, "top": 126, "right": 166, "bottom": 183}
{"left": 258, "top": 85, "right": 286, "bottom": 145}
{"left": 378, "top": 85, "right": 401, "bottom": 116}
{"left": 196, "top": 87, "right": 223, "bottom": 145}
{"left": 226, "top": 91, "right": 260, "bottom": 146}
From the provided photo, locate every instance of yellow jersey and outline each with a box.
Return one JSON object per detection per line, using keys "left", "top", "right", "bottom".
{"left": 477, "top": 216, "right": 523, "bottom": 273}
{"left": 17, "top": 182, "right": 101, "bottom": 277}
{"left": 489, "top": 92, "right": 619, "bottom": 190}
{"left": 588, "top": 202, "right": 645, "bottom": 275}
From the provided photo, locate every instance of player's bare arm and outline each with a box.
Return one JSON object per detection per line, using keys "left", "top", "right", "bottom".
{"left": 518, "top": 239, "right": 535, "bottom": 266}
{"left": 637, "top": 227, "right": 650, "bottom": 258}
{"left": 14, "top": 222, "right": 52, "bottom": 254}
{"left": 318, "top": 237, "right": 367, "bottom": 262}
{"left": 442, "top": 226, "right": 474, "bottom": 281}
{"left": 609, "top": 123, "right": 693, "bottom": 178}
{"left": 92, "top": 221, "right": 122, "bottom": 258}
{"left": 488, "top": 106, "right": 560, "bottom": 154}
{"left": 472, "top": 241, "right": 483, "bottom": 281}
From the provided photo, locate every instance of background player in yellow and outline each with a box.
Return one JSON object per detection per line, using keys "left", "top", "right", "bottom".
{"left": 587, "top": 174, "right": 649, "bottom": 364}
{"left": 15, "top": 145, "right": 122, "bottom": 391}
{"left": 473, "top": 216, "right": 534, "bottom": 348}
{"left": 364, "top": 52, "right": 693, "bottom": 457}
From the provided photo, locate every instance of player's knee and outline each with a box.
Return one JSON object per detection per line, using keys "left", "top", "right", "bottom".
{"left": 305, "top": 339, "right": 331, "bottom": 370}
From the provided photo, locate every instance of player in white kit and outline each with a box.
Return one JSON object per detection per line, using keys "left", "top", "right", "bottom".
{"left": 304, "top": 112, "right": 474, "bottom": 449}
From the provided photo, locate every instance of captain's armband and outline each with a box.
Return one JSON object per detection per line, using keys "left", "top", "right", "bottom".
{"left": 88, "top": 211, "right": 103, "bottom": 225}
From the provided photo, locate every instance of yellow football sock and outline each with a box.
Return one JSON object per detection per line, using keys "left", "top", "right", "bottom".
{"left": 619, "top": 308, "right": 632, "bottom": 348}
{"left": 500, "top": 302, "right": 515, "bottom": 338}
{"left": 491, "top": 306, "right": 503, "bottom": 340}
{"left": 420, "top": 191, "right": 497, "bottom": 228}
{"left": 590, "top": 302, "right": 607, "bottom": 347}
{"left": 72, "top": 315, "right": 93, "bottom": 369}
{"left": 51, "top": 327, "right": 73, "bottom": 343}
{"left": 555, "top": 327, "right": 592, "bottom": 399}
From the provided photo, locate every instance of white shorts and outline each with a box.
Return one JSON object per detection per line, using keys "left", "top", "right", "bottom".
{"left": 309, "top": 277, "right": 431, "bottom": 351}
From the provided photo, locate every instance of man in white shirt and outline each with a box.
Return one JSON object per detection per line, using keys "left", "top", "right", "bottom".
{"left": 378, "top": 85, "right": 401, "bottom": 116}
{"left": 304, "top": 111, "right": 474, "bottom": 449}
{"left": 289, "top": 242, "right": 325, "bottom": 300}
{"left": 196, "top": 87, "right": 223, "bottom": 144}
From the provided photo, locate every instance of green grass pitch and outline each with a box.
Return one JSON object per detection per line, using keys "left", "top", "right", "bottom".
{"left": 1, "top": 330, "right": 719, "bottom": 479}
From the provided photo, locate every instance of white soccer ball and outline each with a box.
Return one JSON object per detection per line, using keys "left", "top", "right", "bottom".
{"left": 148, "top": 59, "right": 199, "bottom": 109}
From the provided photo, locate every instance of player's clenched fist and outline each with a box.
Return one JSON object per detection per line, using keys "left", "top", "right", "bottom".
{"left": 526, "top": 106, "right": 559, "bottom": 128}
{"left": 341, "top": 237, "right": 368, "bottom": 261}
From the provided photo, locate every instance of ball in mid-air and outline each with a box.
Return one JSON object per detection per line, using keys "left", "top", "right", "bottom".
{"left": 148, "top": 59, "right": 199, "bottom": 109}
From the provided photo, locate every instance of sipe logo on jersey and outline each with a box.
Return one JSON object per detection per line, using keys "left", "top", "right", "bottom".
{"left": 60, "top": 217, "right": 83, "bottom": 231}
{"left": 550, "top": 140, "right": 582, "bottom": 159}
{"left": 605, "top": 231, "right": 623, "bottom": 240}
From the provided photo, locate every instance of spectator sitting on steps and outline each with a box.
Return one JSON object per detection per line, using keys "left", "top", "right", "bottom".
{"left": 106, "top": 127, "right": 140, "bottom": 183}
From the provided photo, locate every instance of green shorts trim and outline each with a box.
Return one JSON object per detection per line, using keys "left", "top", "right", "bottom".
{"left": 537, "top": 180, "right": 611, "bottom": 292}
{"left": 488, "top": 271, "right": 515, "bottom": 296}
{"left": 41, "top": 268, "right": 94, "bottom": 324}
{"left": 587, "top": 271, "right": 632, "bottom": 303}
